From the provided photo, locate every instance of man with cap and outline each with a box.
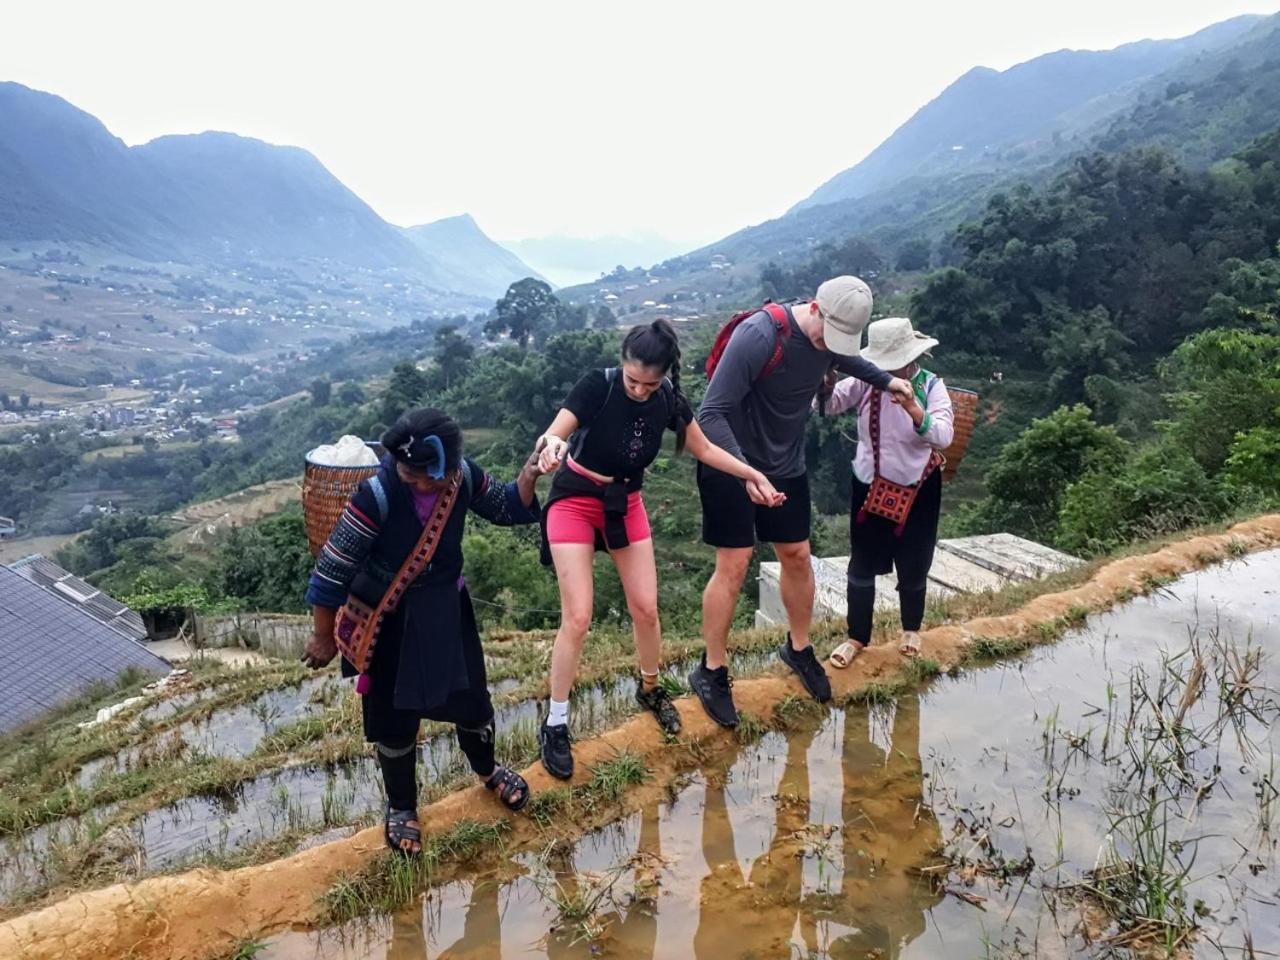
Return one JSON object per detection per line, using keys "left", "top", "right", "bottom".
{"left": 689, "top": 276, "right": 912, "bottom": 726}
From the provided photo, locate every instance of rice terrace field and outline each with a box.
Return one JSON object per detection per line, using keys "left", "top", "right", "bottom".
{"left": 0, "top": 517, "right": 1277, "bottom": 960}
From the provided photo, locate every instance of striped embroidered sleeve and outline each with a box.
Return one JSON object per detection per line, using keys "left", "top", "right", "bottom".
{"left": 465, "top": 458, "right": 540, "bottom": 527}
{"left": 305, "top": 481, "right": 382, "bottom": 609}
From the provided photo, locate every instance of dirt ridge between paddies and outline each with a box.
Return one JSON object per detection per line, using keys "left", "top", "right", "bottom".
{"left": 5, "top": 514, "right": 1280, "bottom": 960}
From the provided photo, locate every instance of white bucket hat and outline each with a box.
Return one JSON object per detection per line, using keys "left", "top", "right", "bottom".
{"left": 814, "top": 276, "right": 873, "bottom": 356}
{"left": 860, "top": 317, "right": 939, "bottom": 371}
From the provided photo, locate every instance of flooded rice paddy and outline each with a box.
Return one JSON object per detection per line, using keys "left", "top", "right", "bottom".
{"left": 0, "top": 648, "right": 777, "bottom": 907}
{"left": 260, "top": 549, "right": 1280, "bottom": 958}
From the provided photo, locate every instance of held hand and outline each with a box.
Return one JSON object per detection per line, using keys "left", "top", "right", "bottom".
{"left": 886, "top": 377, "right": 914, "bottom": 404}
{"left": 899, "top": 392, "right": 925, "bottom": 424}
{"left": 537, "top": 436, "right": 566, "bottom": 474}
{"left": 522, "top": 446, "right": 547, "bottom": 478}
{"left": 302, "top": 629, "right": 337, "bottom": 670}
{"left": 746, "top": 474, "right": 787, "bottom": 508}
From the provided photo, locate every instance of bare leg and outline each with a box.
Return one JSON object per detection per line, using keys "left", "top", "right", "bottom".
{"left": 774, "top": 539, "right": 814, "bottom": 651}
{"left": 701, "top": 546, "right": 752, "bottom": 670}
{"left": 549, "top": 542, "right": 595, "bottom": 702}
{"left": 609, "top": 537, "right": 661, "bottom": 678}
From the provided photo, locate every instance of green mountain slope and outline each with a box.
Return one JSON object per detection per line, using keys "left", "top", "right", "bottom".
{"left": 794, "top": 15, "right": 1261, "bottom": 212}
{"left": 572, "top": 13, "right": 1280, "bottom": 305}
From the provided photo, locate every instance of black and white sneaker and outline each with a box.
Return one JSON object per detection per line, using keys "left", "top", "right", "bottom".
{"left": 779, "top": 634, "right": 832, "bottom": 703}
{"left": 688, "top": 656, "right": 738, "bottom": 728}
{"left": 635, "top": 681, "right": 682, "bottom": 735}
{"left": 539, "top": 722, "right": 574, "bottom": 780}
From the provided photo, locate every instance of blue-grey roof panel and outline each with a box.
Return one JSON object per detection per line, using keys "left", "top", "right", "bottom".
{"left": 0, "top": 565, "right": 169, "bottom": 733}
{"left": 8, "top": 554, "right": 147, "bottom": 641}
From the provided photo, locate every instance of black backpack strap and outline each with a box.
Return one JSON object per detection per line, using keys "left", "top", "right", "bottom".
{"left": 569, "top": 368, "right": 617, "bottom": 460}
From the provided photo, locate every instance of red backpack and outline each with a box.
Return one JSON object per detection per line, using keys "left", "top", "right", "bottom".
{"left": 704, "top": 301, "right": 791, "bottom": 383}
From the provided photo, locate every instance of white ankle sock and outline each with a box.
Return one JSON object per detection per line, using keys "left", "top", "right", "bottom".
{"left": 548, "top": 699, "right": 570, "bottom": 727}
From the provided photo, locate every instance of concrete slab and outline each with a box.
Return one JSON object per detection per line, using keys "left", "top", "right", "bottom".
{"left": 756, "top": 533, "right": 1082, "bottom": 627}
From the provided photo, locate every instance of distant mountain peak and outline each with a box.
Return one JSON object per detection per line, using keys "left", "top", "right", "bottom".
{"left": 402, "top": 214, "right": 543, "bottom": 296}
{"left": 791, "top": 13, "right": 1266, "bottom": 214}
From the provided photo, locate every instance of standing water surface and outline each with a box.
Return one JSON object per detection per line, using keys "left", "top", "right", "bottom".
{"left": 263, "top": 549, "right": 1280, "bottom": 958}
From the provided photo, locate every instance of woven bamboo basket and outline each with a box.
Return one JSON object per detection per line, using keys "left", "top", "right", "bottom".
{"left": 941, "top": 388, "right": 979, "bottom": 483}
{"left": 302, "top": 442, "right": 382, "bottom": 557}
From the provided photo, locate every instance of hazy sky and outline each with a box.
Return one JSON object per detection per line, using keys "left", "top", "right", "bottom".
{"left": 4, "top": 1, "right": 1276, "bottom": 246}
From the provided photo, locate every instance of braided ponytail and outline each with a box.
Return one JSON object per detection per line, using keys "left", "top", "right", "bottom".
{"left": 621, "top": 318, "right": 691, "bottom": 453}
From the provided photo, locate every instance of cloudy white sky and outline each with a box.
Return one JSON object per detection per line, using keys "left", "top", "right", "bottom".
{"left": 4, "top": 1, "right": 1276, "bottom": 247}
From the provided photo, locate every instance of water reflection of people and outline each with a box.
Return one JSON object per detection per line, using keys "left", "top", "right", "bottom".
{"left": 692, "top": 697, "right": 942, "bottom": 959}
{"left": 433, "top": 880, "right": 501, "bottom": 959}
{"left": 608, "top": 799, "right": 660, "bottom": 958}
{"left": 829, "top": 693, "right": 942, "bottom": 958}
{"left": 695, "top": 726, "right": 818, "bottom": 958}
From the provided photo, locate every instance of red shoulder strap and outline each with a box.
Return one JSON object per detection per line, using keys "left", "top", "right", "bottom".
{"left": 757, "top": 302, "right": 791, "bottom": 381}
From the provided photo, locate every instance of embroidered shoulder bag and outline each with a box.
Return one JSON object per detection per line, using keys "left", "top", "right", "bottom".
{"left": 856, "top": 389, "right": 942, "bottom": 537}
{"left": 334, "top": 471, "right": 462, "bottom": 690}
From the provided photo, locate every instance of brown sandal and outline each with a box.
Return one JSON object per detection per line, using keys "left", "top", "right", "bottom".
{"left": 484, "top": 766, "right": 530, "bottom": 812}
{"left": 385, "top": 805, "right": 422, "bottom": 856}
{"left": 829, "top": 641, "right": 865, "bottom": 669}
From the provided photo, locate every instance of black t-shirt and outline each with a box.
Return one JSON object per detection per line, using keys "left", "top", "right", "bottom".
{"left": 562, "top": 368, "right": 693, "bottom": 481}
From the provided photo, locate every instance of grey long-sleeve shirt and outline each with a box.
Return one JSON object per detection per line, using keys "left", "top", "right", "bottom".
{"left": 696, "top": 305, "right": 892, "bottom": 479}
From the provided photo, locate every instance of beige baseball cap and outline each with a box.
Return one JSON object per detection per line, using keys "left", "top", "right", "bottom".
{"left": 815, "top": 276, "right": 873, "bottom": 356}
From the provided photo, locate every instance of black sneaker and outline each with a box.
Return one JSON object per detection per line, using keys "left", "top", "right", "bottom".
{"left": 688, "top": 657, "right": 738, "bottom": 728}
{"left": 539, "top": 721, "right": 574, "bottom": 780}
{"left": 636, "top": 681, "right": 682, "bottom": 735}
{"left": 779, "top": 634, "right": 832, "bottom": 703}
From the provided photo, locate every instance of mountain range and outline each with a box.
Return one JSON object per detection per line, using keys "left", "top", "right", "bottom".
{"left": 0, "top": 82, "right": 538, "bottom": 302}
{"left": 500, "top": 233, "right": 693, "bottom": 288}
{"left": 562, "top": 11, "right": 1280, "bottom": 304}
{"left": 5, "top": 11, "right": 1280, "bottom": 314}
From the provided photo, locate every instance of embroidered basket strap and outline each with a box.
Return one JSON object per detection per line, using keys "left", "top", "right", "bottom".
{"left": 372, "top": 471, "right": 462, "bottom": 624}
{"left": 870, "top": 388, "right": 884, "bottom": 477}
{"left": 871, "top": 388, "right": 938, "bottom": 486}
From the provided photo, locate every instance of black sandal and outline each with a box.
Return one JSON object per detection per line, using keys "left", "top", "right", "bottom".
{"left": 385, "top": 805, "right": 422, "bottom": 856}
{"left": 484, "top": 765, "right": 530, "bottom": 812}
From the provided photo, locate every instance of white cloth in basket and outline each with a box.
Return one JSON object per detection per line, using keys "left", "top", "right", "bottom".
{"left": 307, "top": 435, "right": 378, "bottom": 467}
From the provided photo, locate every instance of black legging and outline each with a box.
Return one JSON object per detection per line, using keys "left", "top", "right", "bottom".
{"left": 377, "top": 717, "right": 496, "bottom": 811}
{"left": 364, "top": 592, "right": 497, "bottom": 812}
{"left": 846, "top": 470, "right": 942, "bottom": 646}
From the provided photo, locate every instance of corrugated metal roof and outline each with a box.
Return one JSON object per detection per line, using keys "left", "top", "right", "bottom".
{"left": 7, "top": 554, "right": 147, "bottom": 641}
{"left": 0, "top": 565, "right": 169, "bottom": 733}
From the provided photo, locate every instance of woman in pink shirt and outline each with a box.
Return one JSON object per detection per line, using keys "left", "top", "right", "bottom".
{"left": 822, "top": 318, "right": 953, "bottom": 659}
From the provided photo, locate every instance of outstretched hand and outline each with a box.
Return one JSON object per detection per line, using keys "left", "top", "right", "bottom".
{"left": 746, "top": 475, "right": 787, "bottom": 508}
{"left": 535, "top": 434, "right": 566, "bottom": 475}
{"left": 522, "top": 445, "right": 549, "bottom": 477}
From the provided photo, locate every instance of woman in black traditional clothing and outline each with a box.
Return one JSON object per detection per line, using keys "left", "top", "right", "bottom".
{"left": 302, "top": 408, "right": 546, "bottom": 855}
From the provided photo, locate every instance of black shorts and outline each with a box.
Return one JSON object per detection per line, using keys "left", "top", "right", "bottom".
{"left": 698, "top": 465, "right": 812, "bottom": 548}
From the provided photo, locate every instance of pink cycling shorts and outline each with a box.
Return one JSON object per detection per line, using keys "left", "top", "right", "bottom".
{"left": 546, "top": 491, "right": 651, "bottom": 546}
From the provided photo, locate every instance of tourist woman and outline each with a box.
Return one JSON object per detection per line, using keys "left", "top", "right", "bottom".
{"left": 302, "top": 408, "right": 547, "bottom": 855}
{"left": 534, "top": 318, "right": 784, "bottom": 780}
{"left": 821, "top": 317, "right": 953, "bottom": 661}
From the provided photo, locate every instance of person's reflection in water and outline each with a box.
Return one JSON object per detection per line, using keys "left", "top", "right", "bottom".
{"left": 695, "top": 726, "right": 820, "bottom": 958}
{"left": 605, "top": 799, "right": 661, "bottom": 959}
{"left": 423, "top": 878, "right": 502, "bottom": 959}
{"left": 828, "top": 693, "right": 943, "bottom": 958}
{"left": 387, "top": 900, "right": 427, "bottom": 960}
